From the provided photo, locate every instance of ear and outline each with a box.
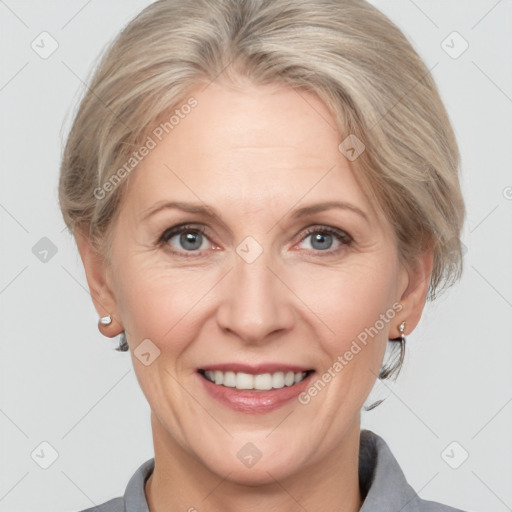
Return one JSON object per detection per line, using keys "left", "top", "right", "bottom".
{"left": 74, "top": 227, "right": 123, "bottom": 337}
{"left": 394, "top": 248, "right": 434, "bottom": 337}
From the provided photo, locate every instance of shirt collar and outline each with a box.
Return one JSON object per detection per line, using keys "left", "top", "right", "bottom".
{"left": 123, "top": 429, "right": 426, "bottom": 512}
{"left": 358, "top": 429, "right": 423, "bottom": 511}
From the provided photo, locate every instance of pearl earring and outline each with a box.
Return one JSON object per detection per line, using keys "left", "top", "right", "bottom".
{"left": 389, "top": 320, "right": 406, "bottom": 342}
{"left": 99, "top": 315, "right": 112, "bottom": 326}
{"left": 397, "top": 320, "right": 406, "bottom": 342}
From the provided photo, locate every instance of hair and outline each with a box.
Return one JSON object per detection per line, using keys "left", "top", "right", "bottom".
{"left": 59, "top": 0, "right": 466, "bottom": 380}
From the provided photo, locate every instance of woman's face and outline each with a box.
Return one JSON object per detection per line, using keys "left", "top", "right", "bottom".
{"left": 98, "top": 82, "right": 421, "bottom": 483}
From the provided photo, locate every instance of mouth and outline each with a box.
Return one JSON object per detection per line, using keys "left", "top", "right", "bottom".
{"left": 196, "top": 364, "right": 316, "bottom": 413}
{"left": 198, "top": 368, "right": 315, "bottom": 391}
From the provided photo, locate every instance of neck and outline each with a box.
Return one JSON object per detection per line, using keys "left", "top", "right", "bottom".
{"left": 145, "top": 413, "right": 363, "bottom": 512}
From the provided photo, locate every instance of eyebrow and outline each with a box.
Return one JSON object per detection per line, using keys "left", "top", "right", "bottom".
{"left": 141, "top": 200, "right": 369, "bottom": 224}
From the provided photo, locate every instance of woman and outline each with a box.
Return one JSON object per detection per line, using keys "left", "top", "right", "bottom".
{"left": 59, "top": 0, "right": 467, "bottom": 510}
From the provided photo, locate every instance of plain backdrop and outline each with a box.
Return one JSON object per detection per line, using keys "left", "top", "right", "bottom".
{"left": 1, "top": 1, "right": 511, "bottom": 511}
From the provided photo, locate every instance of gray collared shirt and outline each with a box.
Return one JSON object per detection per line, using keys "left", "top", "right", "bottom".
{"left": 77, "top": 429, "right": 466, "bottom": 512}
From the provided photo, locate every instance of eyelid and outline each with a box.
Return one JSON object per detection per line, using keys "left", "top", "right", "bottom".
{"left": 299, "top": 224, "right": 352, "bottom": 240}
{"left": 158, "top": 223, "right": 207, "bottom": 242}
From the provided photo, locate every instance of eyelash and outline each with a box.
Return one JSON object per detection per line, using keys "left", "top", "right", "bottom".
{"left": 158, "top": 223, "right": 353, "bottom": 258}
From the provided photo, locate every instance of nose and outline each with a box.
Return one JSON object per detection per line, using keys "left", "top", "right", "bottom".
{"left": 216, "top": 249, "right": 295, "bottom": 345}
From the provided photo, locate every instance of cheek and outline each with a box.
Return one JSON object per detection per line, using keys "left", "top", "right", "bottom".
{"left": 290, "top": 256, "right": 399, "bottom": 399}
{"left": 113, "top": 235, "right": 399, "bottom": 363}
{"left": 111, "top": 252, "right": 167, "bottom": 337}
{"left": 295, "top": 258, "right": 398, "bottom": 338}
{"left": 112, "top": 253, "right": 219, "bottom": 352}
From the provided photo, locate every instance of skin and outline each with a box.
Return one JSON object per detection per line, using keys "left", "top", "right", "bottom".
{"left": 76, "top": 80, "right": 433, "bottom": 512}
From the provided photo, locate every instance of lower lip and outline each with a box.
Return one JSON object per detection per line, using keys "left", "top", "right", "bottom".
{"left": 197, "top": 372, "right": 315, "bottom": 414}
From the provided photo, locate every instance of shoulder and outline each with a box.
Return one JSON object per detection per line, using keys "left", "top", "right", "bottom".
{"left": 73, "top": 457, "right": 154, "bottom": 512}
{"left": 359, "top": 430, "right": 469, "bottom": 512}
{"left": 415, "top": 497, "right": 468, "bottom": 512}
{"left": 74, "top": 496, "right": 124, "bottom": 512}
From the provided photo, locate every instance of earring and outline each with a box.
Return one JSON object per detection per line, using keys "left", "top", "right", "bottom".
{"left": 99, "top": 315, "right": 112, "bottom": 326}
{"left": 390, "top": 320, "right": 406, "bottom": 343}
{"left": 398, "top": 320, "right": 406, "bottom": 342}
{"left": 378, "top": 320, "right": 407, "bottom": 380}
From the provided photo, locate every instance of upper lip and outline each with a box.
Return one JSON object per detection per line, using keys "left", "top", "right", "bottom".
{"left": 198, "top": 363, "right": 314, "bottom": 374}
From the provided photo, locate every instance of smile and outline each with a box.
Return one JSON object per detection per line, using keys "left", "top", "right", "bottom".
{"left": 196, "top": 365, "right": 316, "bottom": 413}
{"left": 198, "top": 369, "right": 313, "bottom": 390}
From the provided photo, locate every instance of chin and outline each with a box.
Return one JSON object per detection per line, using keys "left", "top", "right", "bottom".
{"left": 207, "top": 458, "right": 300, "bottom": 487}
{"left": 195, "top": 437, "right": 309, "bottom": 487}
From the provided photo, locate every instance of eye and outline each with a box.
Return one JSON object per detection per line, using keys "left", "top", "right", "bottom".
{"left": 159, "top": 224, "right": 211, "bottom": 255}
{"left": 297, "top": 226, "right": 353, "bottom": 254}
{"left": 158, "top": 223, "right": 353, "bottom": 258}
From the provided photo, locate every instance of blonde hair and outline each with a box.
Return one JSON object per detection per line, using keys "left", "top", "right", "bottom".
{"left": 59, "top": 0, "right": 466, "bottom": 369}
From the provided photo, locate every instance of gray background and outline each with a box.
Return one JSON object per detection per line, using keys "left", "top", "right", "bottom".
{"left": 1, "top": 1, "right": 511, "bottom": 511}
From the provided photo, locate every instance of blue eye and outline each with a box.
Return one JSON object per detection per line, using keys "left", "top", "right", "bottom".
{"left": 298, "top": 227, "right": 353, "bottom": 254}
{"left": 160, "top": 225, "right": 209, "bottom": 253}
{"left": 158, "top": 224, "right": 353, "bottom": 258}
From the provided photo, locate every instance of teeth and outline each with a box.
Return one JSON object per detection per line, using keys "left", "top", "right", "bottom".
{"left": 254, "top": 373, "right": 272, "bottom": 390}
{"left": 284, "top": 371, "right": 295, "bottom": 386}
{"left": 223, "top": 371, "right": 236, "bottom": 387}
{"left": 272, "top": 372, "right": 285, "bottom": 389}
{"left": 202, "top": 370, "right": 309, "bottom": 390}
{"left": 236, "top": 372, "right": 254, "bottom": 390}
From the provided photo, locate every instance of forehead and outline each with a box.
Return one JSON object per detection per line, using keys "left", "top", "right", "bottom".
{"left": 122, "top": 82, "right": 375, "bottom": 220}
